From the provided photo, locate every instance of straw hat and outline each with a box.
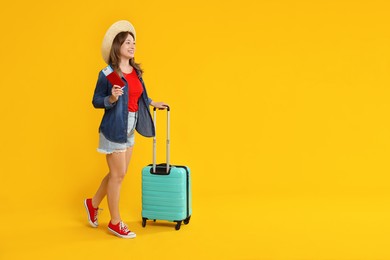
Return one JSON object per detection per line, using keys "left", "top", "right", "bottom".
{"left": 101, "top": 20, "right": 136, "bottom": 64}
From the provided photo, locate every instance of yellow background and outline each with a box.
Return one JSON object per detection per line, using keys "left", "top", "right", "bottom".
{"left": 1, "top": 0, "right": 390, "bottom": 259}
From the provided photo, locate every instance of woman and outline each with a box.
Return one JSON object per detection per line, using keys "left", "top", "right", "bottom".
{"left": 84, "top": 20, "right": 168, "bottom": 239}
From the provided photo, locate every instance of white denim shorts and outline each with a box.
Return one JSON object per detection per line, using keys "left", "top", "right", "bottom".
{"left": 97, "top": 112, "right": 138, "bottom": 154}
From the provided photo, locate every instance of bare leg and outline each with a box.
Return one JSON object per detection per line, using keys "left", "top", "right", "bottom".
{"left": 125, "top": 146, "right": 134, "bottom": 172}
{"left": 92, "top": 173, "right": 109, "bottom": 208}
{"left": 90, "top": 145, "right": 134, "bottom": 223}
{"left": 106, "top": 152, "right": 127, "bottom": 224}
{"left": 92, "top": 145, "right": 134, "bottom": 205}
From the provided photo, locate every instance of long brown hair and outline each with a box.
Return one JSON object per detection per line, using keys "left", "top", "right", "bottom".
{"left": 109, "top": 31, "right": 143, "bottom": 77}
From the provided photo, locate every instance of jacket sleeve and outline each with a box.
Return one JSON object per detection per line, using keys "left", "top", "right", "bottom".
{"left": 139, "top": 75, "right": 153, "bottom": 106}
{"left": 92, "top": 71, "right": 115, "bottom": 109}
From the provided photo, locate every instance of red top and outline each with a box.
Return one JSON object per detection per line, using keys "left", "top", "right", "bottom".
{"left": 124, "top": 69, "right": 143, "bottom": 112}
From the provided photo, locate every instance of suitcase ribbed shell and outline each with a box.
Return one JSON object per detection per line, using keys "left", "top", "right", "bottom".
{"left": 142, "top": 165, "right": 192, "bottom": 222}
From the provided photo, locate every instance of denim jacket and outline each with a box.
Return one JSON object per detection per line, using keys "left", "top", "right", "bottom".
{"left": 92, "top": 68, "right": 155, "bottom": 143}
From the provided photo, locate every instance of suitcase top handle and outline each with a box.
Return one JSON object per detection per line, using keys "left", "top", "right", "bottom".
{"left": 153, "top": 106, "right": 170, "bottom": 112}
{"left": 153, "top": 106, "right": 170, "bottom": 173}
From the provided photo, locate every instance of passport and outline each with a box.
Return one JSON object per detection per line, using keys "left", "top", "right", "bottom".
{"left": 102, "top": 65, "right": 125, "bottom": 88}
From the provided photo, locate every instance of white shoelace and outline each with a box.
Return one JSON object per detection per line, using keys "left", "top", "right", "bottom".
{"left": 119, "top": 222, "right": 130, "bottom": 233}
{"left": 94, "top": 208, "right": 103, "bottom": 222}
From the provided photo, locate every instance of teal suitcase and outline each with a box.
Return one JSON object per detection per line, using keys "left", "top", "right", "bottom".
{"left": 141, "top": 108, "right": 192, "bottom": 230}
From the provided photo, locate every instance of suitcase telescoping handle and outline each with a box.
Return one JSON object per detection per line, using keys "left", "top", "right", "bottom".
{"left": 152, "top": 106, "right": 170, "bottom": 174}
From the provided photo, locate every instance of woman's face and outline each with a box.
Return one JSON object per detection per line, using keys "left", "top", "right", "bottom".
{"left": 119, "top": 33, "right": 136, "bottom": 60}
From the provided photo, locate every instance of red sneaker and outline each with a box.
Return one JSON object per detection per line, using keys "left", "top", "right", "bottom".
{"left": 84, "top": 198, "right": 100, "bottom": 228}
{"left": 108, "top": 221, "right": 136, "bottom": 239}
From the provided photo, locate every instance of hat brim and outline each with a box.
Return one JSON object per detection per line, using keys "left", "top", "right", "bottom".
{"left": 101, "top": 20, "right": 136, "bottom": 64}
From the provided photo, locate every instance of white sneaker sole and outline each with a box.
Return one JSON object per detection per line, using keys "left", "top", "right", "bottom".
{"left": 108, "top": 227, "right": 136, "bottom": 239}
{"left": 84, "top": 199, "right": 98, "bottom": 228}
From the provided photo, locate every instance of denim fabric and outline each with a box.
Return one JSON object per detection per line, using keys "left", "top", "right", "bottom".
{"left": 92, "top": 67, "right": 155, "bottom": 143}
{"left": 97, "top": 112, "right": 138, "bottom": 154}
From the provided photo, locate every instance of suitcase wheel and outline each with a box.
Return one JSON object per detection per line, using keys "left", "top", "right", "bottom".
{"left": 175, "top": 221, "right": 182, "bottom": 230}
{"left": 142, "top": 218, "right": 147, "bottom": 227}
{"left": 184, "top": 216, "right": 191, "bottom": 225}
